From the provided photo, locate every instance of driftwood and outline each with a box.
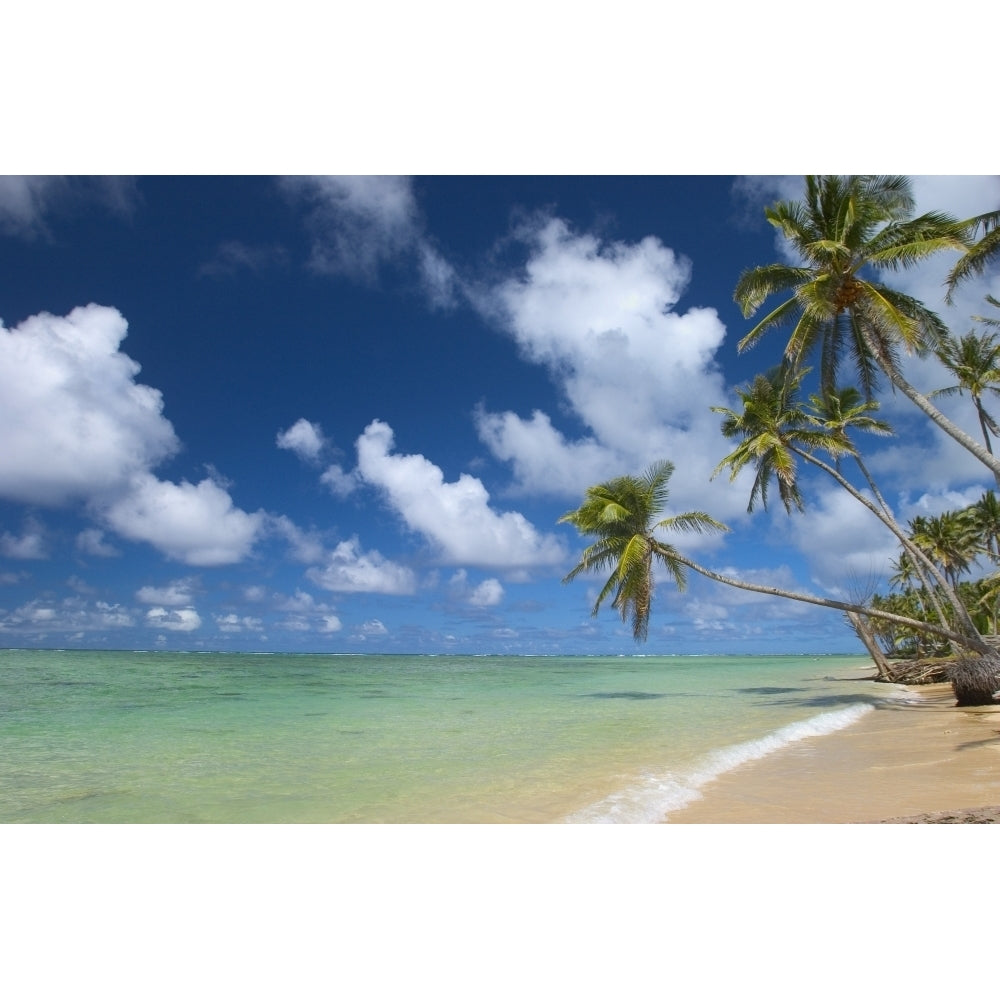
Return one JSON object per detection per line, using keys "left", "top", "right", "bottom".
{"left": 877, "top": 658, "right": 953, "bottom": 685}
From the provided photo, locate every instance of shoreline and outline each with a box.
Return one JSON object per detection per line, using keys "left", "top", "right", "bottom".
{"left": 666, "top": 680, "right": 1000, "bottom": 823}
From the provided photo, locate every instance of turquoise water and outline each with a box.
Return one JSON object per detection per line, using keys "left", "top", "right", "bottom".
{"left": 0, "top": 649, "right": 895, "bottom": 823}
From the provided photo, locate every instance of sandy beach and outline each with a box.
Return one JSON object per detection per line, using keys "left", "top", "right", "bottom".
{"left": 668, "top": 681, "right": 1000, "bottom": 823}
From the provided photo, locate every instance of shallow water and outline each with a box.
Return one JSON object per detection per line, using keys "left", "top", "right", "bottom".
{"left": 0, "top": 649, "right": 895, "bottom": 823}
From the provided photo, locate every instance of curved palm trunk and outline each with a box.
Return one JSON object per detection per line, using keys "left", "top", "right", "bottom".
{"left": 866, "top": 331, "right": 1000, "bottom": 480}
{"left": 847, "top": 451, "right": 957, "bottom": 638}
{"left": 972, "top": 398, "right": 1000, "bottom": 489}
{"left": 667, "top": 549, "right": 990, "bottom": 654}
{"left": 791, "top": 446, "right": 980, "bottom": 643}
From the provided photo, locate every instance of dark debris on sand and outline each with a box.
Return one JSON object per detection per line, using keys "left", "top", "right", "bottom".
{"left": 877, "top": 806, "right": 1000, "bottom": 824}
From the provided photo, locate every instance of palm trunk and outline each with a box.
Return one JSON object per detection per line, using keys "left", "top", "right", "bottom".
{"left": 973, "top": 399, "right": 1000, "bottom": 489}
{"left": 668, "top": 549, "right": 990, "bottom": 654}
{"left": 866, "top": 331, "right": 1000, "bottom": 480}
{"left": 846, "top": 610, "right": 894, "bottom": 680}
{"left": 792, "top": 446, "right": 980, "bottom": 643}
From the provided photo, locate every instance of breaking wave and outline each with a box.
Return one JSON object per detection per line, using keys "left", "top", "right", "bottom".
{"left": 565, "top": 703, "right": 874, "bottom": 823}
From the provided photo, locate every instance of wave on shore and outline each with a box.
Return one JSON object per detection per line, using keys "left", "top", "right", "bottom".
{"left": 565, "top": 703, "right": 874, "bottom": 823}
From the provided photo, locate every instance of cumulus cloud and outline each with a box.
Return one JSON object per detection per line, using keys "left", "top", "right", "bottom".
{"left": 0, "top": 597, "right": 135, "bottom": 635}
{"left": 472, "top": 217, "right": 743, "bottom": 520}
{"left": 0, "top": 304, "right": 267, "bottom": 566}
{"left": 276, "top": 418, "right": 326, "bottom": 462}
{"left": 281, "top": 176, "right": 456, "bottom": 304}
{"left": 320, "top": 463, "right": 358, "bottom": 498}
{"left": 307, "top": 536, "right": 417, "bottom": 594}
{"left": 104, "top": 473, "right": 264, "bottom": 566}
{"left": 214, "top": 613, "right": 264, "bottom": 634}
{"left": 145, "top": 606, "right": 202, "bottom": 632}
{"left": 449, "top": 570, "right": 504, "bottom": 608}
{"left": 136, "top": 579, "right": 197, "bottom": 606}
{"left": 355, "top": 419, "right": 567, "bottom": 570}
{"left": 354, "top": 619, "right": 388, "bottom": 639}
{"left": 0, "top": 305, "right": 179, "bottom": 506}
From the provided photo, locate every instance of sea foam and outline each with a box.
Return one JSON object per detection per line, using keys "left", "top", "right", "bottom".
{"left": 565, "top": 703, "right": 874, "bottom": 824}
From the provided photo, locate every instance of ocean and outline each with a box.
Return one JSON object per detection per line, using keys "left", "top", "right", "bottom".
{"left": 0, "top": 648, "right": 898, "bottom": 823}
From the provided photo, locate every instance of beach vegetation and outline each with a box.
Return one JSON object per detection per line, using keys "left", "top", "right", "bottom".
{"left": 561, "top": 174, "right": 1000, "bottom": 705}
{"left": 557, "top": 460, "right": 727, "bottom": 641}
{"left": 733, "top": 175, "right": 1000, "bottom": 480}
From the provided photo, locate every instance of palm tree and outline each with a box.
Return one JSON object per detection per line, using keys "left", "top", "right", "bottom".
{"left": 908, "top": 511, "right": 982, "bottom": 592}
{"left": 712, "top": 366, "right": 980, "bottom": 643}
{"left": 946, "top": 210, "right": 1000, "bottom": 301}
{"left": 557, "top": 460, "right": 728, "bottom": 641}
{"left": 930, "top": 326, "right": 1000, "bottom": 485}
{"left": 971, "top": 490, "right": 1000, "bottom": 562}
{"left": 734, "top": 175, "right": 1000, "bottom": 479}
{"left": 560, "top": 462, "right": 989, "bottom": 653}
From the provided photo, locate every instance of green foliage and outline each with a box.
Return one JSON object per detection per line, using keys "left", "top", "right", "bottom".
{"left": 559, "top": 461, "right": 727, "bottom": 641}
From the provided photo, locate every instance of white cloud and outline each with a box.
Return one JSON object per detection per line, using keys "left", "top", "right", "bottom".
{"left": 1, "top": 519, "right": 47, "bottom": 559}
{"left": 356, "top": 419, "right": 567, "bottom": 570}
{"left": 276, "top": 418, "right": 326, "bottom": 462}
{"left": 787, "top": 485, "right": 900, "bottom": 592}
{"left": 136, "top": 579, "right": 197, "bottom": 606}
{"left": 282, "top": 175, "right": 420, "bottom": 280}
{"left": 320, "top": 614, "right": 343, "bottom": 634}
{"left": 269, "top": 515, "right": 328, "bottom": 564}
{"left": 282, "top": 176, "right": 456, "bottom": 304}
{"left": 104, "top": 473, "right": 264, "bottom": 566}
{"left": 472, "top": 217, "right": 745, "bottom": 520}
{"left": 0, "top": 176, "right": 138, "bottom": 238}
{"left": 307, "top": 536, "right": 417, "bottom": 594}
{"left": 1, "top": 597, "right": 135, "bottom": 634}
{"left": 449, "top": 569, "right": 505, "bottom": 607}
{"left": 214, "top": 613, "right": 264, "bottom": 634}
{"left": 0, "top": 305, "right": 179, "bottom": 506}
{"left": 76, "top": 529, "right": 120, "bottom": 557}
{"left": 320, "top": 463, "right": 358, "bottom": 498}
{"left": 355, "top": 619, "right": 388, "bottom": 638}
{"left": 145, "top": 606, "right": 202, "bottom": 632}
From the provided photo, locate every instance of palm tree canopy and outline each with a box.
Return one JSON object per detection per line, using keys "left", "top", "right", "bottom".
{"left": 734, "top": 175, "right": 966, "bottom": 396}
{"left": 711, "top": 366, "right": 843, "bottom": 513}
{"left": 559, "top": 460, "right": 728, "bottom": 641}
{"left": 946, "top": 209, "right": 1000, "bottom": 301}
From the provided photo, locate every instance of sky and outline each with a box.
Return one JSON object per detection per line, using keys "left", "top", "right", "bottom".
{"left": 1, "top": 174, "right": 999, "bottom": 655}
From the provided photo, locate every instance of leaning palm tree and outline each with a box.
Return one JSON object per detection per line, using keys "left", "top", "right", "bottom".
{"left": 734, "top": 175, "right": 1000, "bottom": 479}
{"left": 929, "top": 326, "right": 1000, "bottom": 485}
{"left": 557, "top": 460, "right": 727, "bottom": 640}
{"left": 712, "top": 366, "right": 979, "bottom": 643}
{"left": 560, "top": 462, "right": 990, "bottom": 653}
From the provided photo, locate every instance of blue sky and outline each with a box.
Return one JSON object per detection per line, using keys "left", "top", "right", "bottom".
{"left": 2, "top": 174, "right": 999, "bottom": 654}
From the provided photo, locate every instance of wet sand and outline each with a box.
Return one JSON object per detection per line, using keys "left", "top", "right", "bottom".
{"left": 668, "top": 683, "right": 1000, "bottom": 823}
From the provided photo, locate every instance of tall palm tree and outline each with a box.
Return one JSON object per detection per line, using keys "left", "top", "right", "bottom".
{"left": 930, "top": 324, "right": 1000, "bottom": 486}
{"left": 558, "top": 460, "right": 727, "bottom": 641}
{"left": 734, "top": 175, "right": 1000, "bottom": 479}
{"left": 560, "top": 462, "right": 989, "bottom": 653}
